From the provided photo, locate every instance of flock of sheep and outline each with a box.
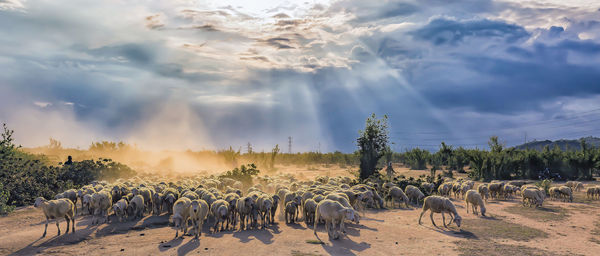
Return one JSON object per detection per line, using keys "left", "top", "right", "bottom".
{"left": 32, "top": 174, "right": 600, "bottom": 242}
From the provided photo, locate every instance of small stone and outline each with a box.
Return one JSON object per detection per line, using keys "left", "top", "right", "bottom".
{"left": 120, "top": 249, "right": 125, "bottom": 252}
{"left": 204, "top": 248, "right": 208, "bottom": 250}
{"left": 395, "top": 242, "right": 398, "bottom": 245}
{"left": 140, "top": 233, "right": 145, "bottom": 236}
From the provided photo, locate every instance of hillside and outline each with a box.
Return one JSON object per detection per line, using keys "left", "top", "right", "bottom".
{"left": 513, "top": 136, "right": 600, "bottom": 151}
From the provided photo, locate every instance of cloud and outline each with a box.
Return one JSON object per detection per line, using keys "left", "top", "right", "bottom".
{"left": 1, "top": 0, "right": 600, "bottom": 152}
{"left": 410, "top": 18, "right": 530, "bottom": 45}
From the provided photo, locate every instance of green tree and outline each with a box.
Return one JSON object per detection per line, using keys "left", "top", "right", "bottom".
{"left": 357, "top": 114, "right": 389, "bottom": 180}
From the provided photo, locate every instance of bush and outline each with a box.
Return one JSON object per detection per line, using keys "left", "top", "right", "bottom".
{"left": 219, "top": 163, "right": 260, "bottom": 187}
{"left": 0, "top": 183, "right": 15, "bottom": 215}
{"left": 535, "top": 179, "right": 553, "bottom": 195}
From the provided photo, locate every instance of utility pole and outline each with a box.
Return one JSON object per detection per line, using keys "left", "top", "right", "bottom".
{"left": 288, "top": 136, "right": 292, "bottom": 154}
{"left": 247, "top": 142, "right": 252, "bottom": 154}
{"left": 318, "top": 142, "right": 321, "bottom": 154}
{"left": 524, "top": 132, "right": 528, "bottom": 150}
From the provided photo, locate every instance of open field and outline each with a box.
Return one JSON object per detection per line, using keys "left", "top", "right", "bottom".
{"left": 1, "top": 167, "right": 599, "bottom": 256}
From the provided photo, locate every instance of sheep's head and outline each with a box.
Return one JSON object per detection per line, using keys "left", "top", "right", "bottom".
{"left": 191, "top": 201, "right": 200, "bottom": 214}
{"left": 34, "top": 197, "right": 46, "bottom": 208}
{"left": 454, "top": 215, "right": 462, "bottom": 227}
{"left": 480, "top": 207, "right": 486, "bottom": 217}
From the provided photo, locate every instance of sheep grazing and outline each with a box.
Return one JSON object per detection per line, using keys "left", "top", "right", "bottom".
{"left": 488, "top": 182, "right": 504, "bottom": 199}
{"left": 522, "top": 188, "right": 543, "bottom": 207}
{"left": 549, "top": 187, "right": 560, "bottom": 200}
{"left": 313, "top": 199, "right": 356, "bottom": 240}
{"left": 465, "top": 190, "right": 486, "bottom": 216}
{"left": 477, "top": 184, "right": 489, "bottom": 202}
{"left": 172, "top": 197, "right": 192, "bottom": 238}
{"left": 405, "top": 185, "right": 425, "bottom": 206}
{"left": 127, "top": 195, "right": 145, "bottom": 220}
{"left": 112, "top": 199, "right": 129, "bottom": 222}
{"left": 285, "top": 201, "right": 299, "bottom": 224}
{"left": 574, "top": 182, "right": 584, "bottom": 192}
{"left": 386, "top": 186, "right": 410, "bottom": 208}
{"left": 189, "top": 199, "right": 209, "bottom": 239}
{"left": 586, "top": 186, "right": 600, "bottom": 200}
{"left": 438, "top": 183, "right": 452, "bottom": 197}
{"left": 211, "top": 199, "right": 230, "bottom": 233}
{"left": 558, "top": 186, "right": 573, "bottom": 202}
{"left": 418, "top": 196, "right": 462, "bottom": 229}
{"left": 34, "top": 197, "right": 75, "bottom": 237}
{"left": 90, "top": 191, "right": 112, "bottom": 225}
{"left": 422, "top": 182, "right": 435, "bottom": 195}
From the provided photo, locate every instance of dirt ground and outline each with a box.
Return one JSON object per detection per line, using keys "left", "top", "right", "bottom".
{"left": 1, "top": 166, "right": 599, "bottom": 256}
{"left": 2, "top": 188, "right": 599, "bottom": 256}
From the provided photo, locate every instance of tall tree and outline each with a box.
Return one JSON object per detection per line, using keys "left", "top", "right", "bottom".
{"left": 357, "top": 114, "right": 389, "bottom": 180}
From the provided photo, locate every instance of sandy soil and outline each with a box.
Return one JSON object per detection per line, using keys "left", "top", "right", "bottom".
{"left": 1, "top": 188, "right": 599, "bottom": 256}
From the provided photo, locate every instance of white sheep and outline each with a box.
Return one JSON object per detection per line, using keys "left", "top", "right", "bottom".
{"left": 418, "top": 196, "right": 462, "bottom": 229}
{"left": 313, "top": 199, "right": 356, "bottom": 240}
{"left": 127, "top": 195, "right": 144, "bottom": 220}
{"left": 522, "top": 188, "right": 543, "bottom": 207}
{"left": 172, "top": 197, "right": 192, "bottom": 238}
{"left": 236, "top": 196, "right": 255, "bottom": 230}
{"left": 465, "top": 190, "right": 486, "bottom": 216}
{"left": 189, "top": 199, "right": 209, "bottom": 239}
{"left": 405, "top": 185, "right": 425, "bottom": 205}
{"left": 34, "top": 197, "right": 75, "bottom": 237}
{"left": 558, "top": 186, "right": 573, "bottom": 202}
{"left": 285, "top": 201, "right": 299, "bottom": 224}
{"left": 257, "top": 195, "right": 273, "bottom": 228}
{"left": 90, "top": 191, "right": 112, "bottom": 224}
{"left": 387, "top": 186, "right": 410, "bottom": 208}
{"left": 112, "top": 199, "right": 128, "bottom": 222}
{"left": 211, "top": 199, "right": 230, "bottom": 233}
{"left": 477, "top": 184, "right": 489, "bottom": 202}
{"left": 303, "top": 199, "right": 318, "bottom": 225}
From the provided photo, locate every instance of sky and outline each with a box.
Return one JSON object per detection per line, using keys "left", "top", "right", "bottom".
{"left": 1, "top": 0, "right": 600, "bottom": 152}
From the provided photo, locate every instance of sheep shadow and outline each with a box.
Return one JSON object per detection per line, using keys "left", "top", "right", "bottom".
{"left": 421, "top": 225, "right": 477, "bottom": 239}
{"left": 93, "top": 215, "right": 169, "bottom": 238}
{"left": 158, "top": 237, "right": 184, "bottom": 252}
{"left": 317, "top": 235, "right": 371, "bottom": 256}
{"left": 10, "top": 225, "right": 98, "bottom": 255}
{"left": 232, "top": 228, "right": 274, "bottom": 244}
{"left": 176, "top": 238, "right": 200, "bottom": 256}
{"left": 286, "top": 222, "right": 307, "bottom": 230}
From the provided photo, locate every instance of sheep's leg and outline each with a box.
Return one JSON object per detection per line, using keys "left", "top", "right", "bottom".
{"left": 466, "top": 202, "right": 469, "bottom": 213}
{"left": 42, "top": 218, "right": 49, "bottom": 237}
{"left": 441, "top": 213, "right": 448, "bottom": 228}
{"left": 430, "top": 212, "right": 437, "bottom": 227}
{"left": 418, "top": 210, "right": 425, "bottom": 225}
{"left": 71, "top": 216, "right": 76, "bottom": 233}
{"left": 65, "top": 216, "right": 70, "bottom": 233}
{"left": 56, "top": 219, "right": 61, "bottom": 235}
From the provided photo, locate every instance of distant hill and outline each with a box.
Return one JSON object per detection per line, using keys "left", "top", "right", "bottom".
{"left": 513, "top": 136, "right": 600, "bottom": 151}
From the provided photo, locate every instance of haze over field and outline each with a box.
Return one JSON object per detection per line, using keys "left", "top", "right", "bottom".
{"left": 1, "top": 0, "right": 600, "bottom": 152}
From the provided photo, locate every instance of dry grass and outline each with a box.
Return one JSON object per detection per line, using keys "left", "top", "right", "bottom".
{"left": 457, "top": 214, "right": 548, "bottom": 241}
{"left": 454, "top": 214, "right": 550, "bottom": 255}
{"left": 590, "top": 219, "right": 600, "bottom": 244}
{"left": 455, "top": 240, "right": 559, "bottom": 256}
{"left": 504, "top": 205, "right": 569, "bottom": 222}
{"left": 305, "top": 239, "right": 324, "bottom": 245}
{"left": 291, "top": 250, "right": 322, "bottom": 256}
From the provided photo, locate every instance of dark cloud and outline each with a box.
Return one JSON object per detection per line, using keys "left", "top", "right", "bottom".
{"left": 410, "top": 18, "right": 530, "bottom": 45}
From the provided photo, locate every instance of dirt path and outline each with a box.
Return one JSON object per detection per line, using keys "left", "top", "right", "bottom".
{"left": 1, "top": 193, "right": 598, "bottom": 256}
